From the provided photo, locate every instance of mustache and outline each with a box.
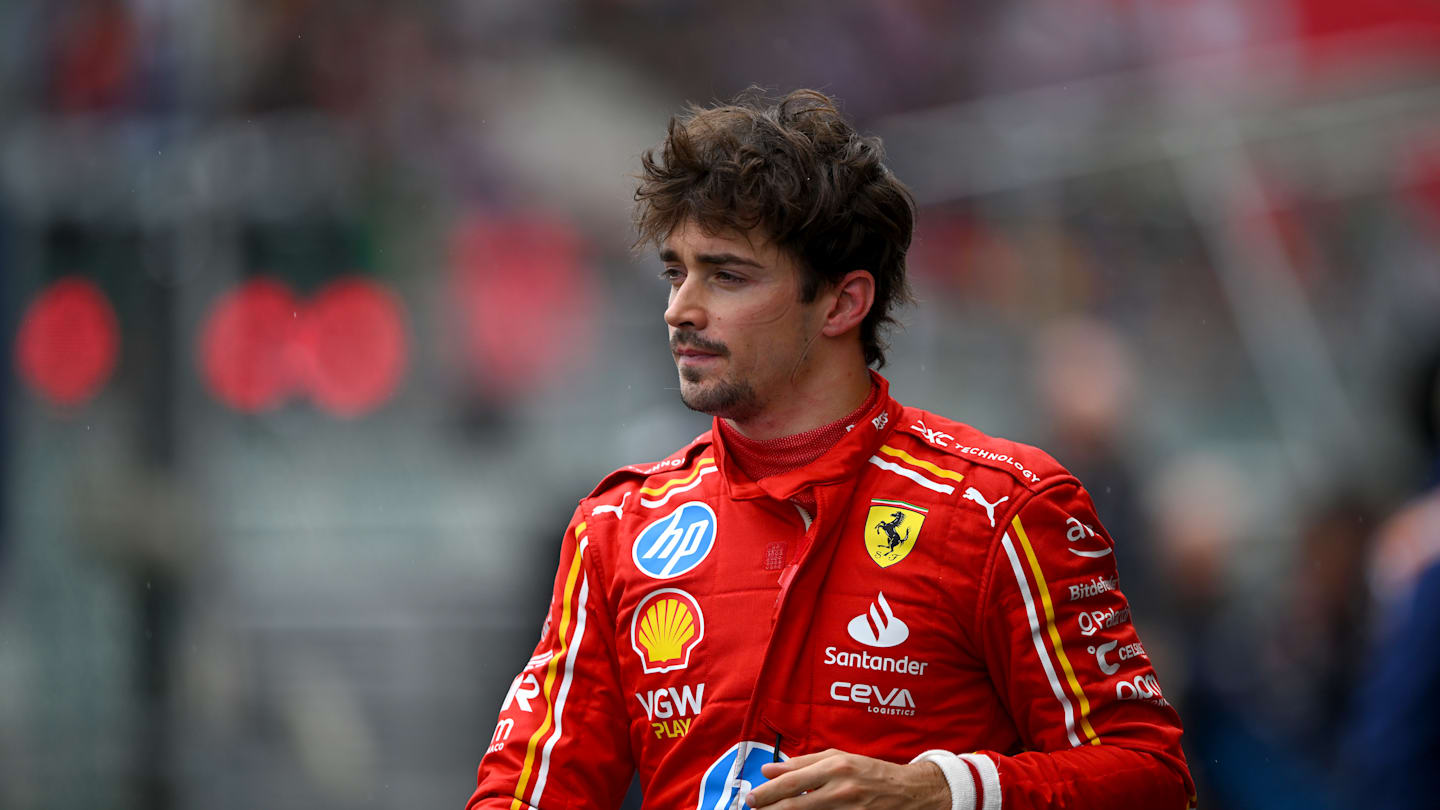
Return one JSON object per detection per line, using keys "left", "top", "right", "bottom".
{"left": 671, "top": 330, "right": 728, "bottom": 356}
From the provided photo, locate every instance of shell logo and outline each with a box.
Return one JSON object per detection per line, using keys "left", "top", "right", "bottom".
{"left": 630, "top": 588, "right": 705, "bottom": 674}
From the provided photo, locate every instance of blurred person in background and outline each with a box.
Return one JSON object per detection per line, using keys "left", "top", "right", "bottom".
{"left": 467, "top": 88, "right": 1193, "bottom": 810}
{"left": 1, "top": 246, "right": 8, "bottom": 578}
{"left": 1142, "top": 452, "right": 1252, "bottom": 810}
{"left": 1258, "top": 497, "right": 1373, "bottom": 802}
{"left": 1339, "top": 344, "right": 1440, "bottom": 809}
{"left": 1030, "top": 316, "right": 1156, "bottom": 613}
{"left": 1147, "top": 454, "right": 1359, "bottom": 810}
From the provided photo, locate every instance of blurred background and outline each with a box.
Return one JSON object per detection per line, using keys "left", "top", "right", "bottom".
{"left": 2, "top": 1, "right": 1439, "bottom": 808}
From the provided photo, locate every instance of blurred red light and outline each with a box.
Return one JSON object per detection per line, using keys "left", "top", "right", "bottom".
{"left": 198, "top": 279, "right": 302, "bottom": 413}
{"left": 450, "top": 215, "right": 596, "bottom": 398}
{"left": 15, "top": 277, "right": 120, "bottom": 407}
{"left": 296, "top": 278, "right": 408, "bottom": 418}
{"left": 199, "top": 276, "right": 408, "bottom": 417}
{"left": 1407, "top": 142, "right": 1440, "bottom": 234}
{"left": 1294, "top": 0, "right": 1440, "bottom": 43}
{"left": 1292, "top": 0, "right": 1440, "bottom": 72}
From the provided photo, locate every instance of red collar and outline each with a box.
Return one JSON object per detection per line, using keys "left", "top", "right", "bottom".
{"left": 718, "top": 382, "right": 880, "bottom": 482}
{"left": 712, "top": 371, "right": 902, "bottom": 502}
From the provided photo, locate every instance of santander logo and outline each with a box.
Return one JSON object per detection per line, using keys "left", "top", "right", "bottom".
{"left": 847, "top": 592, "right": 910, "bottom": 648}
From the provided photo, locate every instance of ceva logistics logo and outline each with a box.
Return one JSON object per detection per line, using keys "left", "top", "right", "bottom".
{"left": 697, "top": 741, "right": 786, "bottom": 810}
{"left": 633, "top": 501, "right": 717, "bottom": 579}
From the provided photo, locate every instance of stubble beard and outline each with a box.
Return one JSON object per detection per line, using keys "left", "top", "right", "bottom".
{"left": 672, "top": 327, "right": 761, "bottom": 419}
{"left": 678, "top": 366, "right": 759, "bottom": 420}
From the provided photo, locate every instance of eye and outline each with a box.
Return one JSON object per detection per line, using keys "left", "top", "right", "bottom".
{"left": 659, "top": 267, "right": 684, "bottom": 284}
{"left": 712, "top": 270, "right": 745, "bottom": 284}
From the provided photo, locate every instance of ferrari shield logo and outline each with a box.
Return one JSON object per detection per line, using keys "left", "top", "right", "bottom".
{"left": 865, "top": 499, "right": 927, "bottom": 568}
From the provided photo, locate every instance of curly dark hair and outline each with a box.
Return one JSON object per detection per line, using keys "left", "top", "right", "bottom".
{"left": 634, "top": 88, "right": 916, "bottom": 367}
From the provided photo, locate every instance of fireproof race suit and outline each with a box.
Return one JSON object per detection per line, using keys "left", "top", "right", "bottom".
{"left": 468, "top": 374, "right": 1194, "bottom": 810}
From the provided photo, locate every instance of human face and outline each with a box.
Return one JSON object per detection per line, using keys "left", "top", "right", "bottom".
{"left": 660, "top": 221, "right": 824, "bottom": 422}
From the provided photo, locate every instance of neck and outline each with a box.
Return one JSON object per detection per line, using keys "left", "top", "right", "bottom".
{"left": 723, "top": 361, "right": 873, "bottom": 441}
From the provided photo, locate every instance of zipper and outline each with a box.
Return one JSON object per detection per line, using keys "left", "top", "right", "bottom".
{"left": 740, "top": 494, "right": 827, "bottom": 792}
{"left": 718, "top": 730, "right": 786, "bottom": 808}
{"left": 772, "top": 498, "right": 817, "bottom": 626}
{"left": 793, "top": 502, "right": 812, "bottom": 530}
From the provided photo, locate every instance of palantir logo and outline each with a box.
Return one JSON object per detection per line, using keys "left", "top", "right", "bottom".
{"left": 697, "top": 741, "right": 786, "bottom": 810}
{"left": 847, "top": 592, "right": 910, "bottom": 648}
{"left": 633, "top": 502, "right": 717, "bottom": 579}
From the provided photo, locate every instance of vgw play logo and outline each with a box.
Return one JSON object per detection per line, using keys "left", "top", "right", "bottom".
{"left": 632, "top": 502, "right": 717, "bottom": 579}
{"left": 697, "top": 742, "right": 787, "bottom": 810}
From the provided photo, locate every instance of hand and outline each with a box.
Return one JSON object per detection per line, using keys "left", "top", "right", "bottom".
{"left": 744, "top": 748, "right": 950, "bottom": 809}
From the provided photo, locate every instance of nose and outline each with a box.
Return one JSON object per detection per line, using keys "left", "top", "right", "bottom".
{"left": 664, "top": 275, "right": 707, "bottom": 331}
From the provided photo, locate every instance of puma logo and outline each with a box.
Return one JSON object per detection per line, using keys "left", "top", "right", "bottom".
{"left": 963, "top": 487, "right": 1008, "bottom": 528}
{"left": 591, "top": 492, "right": 629, "bottom": 520}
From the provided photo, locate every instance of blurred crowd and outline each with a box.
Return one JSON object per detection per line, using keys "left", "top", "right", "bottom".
{"left": 2, "top": 1, "right": 1439, "bottom": 809}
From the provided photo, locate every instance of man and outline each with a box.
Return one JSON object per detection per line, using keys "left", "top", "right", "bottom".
{"left": 468, "top": 89, "right": 1193, "bottom": 810}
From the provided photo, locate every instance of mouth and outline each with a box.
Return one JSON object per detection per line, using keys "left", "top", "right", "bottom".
{"left": 670, "top": 333, "right": 727, "bottom": 364}
{"left": 673, "top": 347, "right": 722, "bottom": 369}
{"left": 673, "top": 346, "right": 720, "bottom": 359}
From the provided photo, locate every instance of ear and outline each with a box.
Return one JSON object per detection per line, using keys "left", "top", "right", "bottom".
{"left": 819, "top": 270, "right": 875, "bottom": 338}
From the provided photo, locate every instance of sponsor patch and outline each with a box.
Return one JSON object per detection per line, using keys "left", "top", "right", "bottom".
{"left": 697, "top": 742, "right": 786, "bottom": 810}
{"left": 1066, "top": 516, "right": 1112, "bottom": 558}
{"left": 910, "top": 418, "right": 955, "bottom": 448}
{"left": 632, "top": 501, "right": 717, "bottom": 579}
{"left": 487, "top": 718, "right": 514, "bottom": 754}
{"left": 501, "top": 671, "right": 542, "bottom": 712}
{"left": 1089, "top": 640, "right": 1146, "bottom": 675}
{"left": 635, "top": 683, "right": 704, "bottom": 739}
{"left": 962, "top": 486, "right": 1009, "bottom": 528}
{"left": 630, "top": 588, "right": 705, "bottom": 674}
{"left": 627, "top": 457, "right": 686, "bottom": 475}
{"left": 1068, "top": 576, "right": 1117, "bottom": 602}
{"left": 847, "top": 592, "right": 910, "bottom": 648}
{"left": 1076, "top": 605, "right": 1131, "bottom": 637}
{"left": 1116, "top": 673, "right": 1169, "bottom": 706}
{"left": 590, "top": 492, "right": 629, "bottom": 521}
{"left": 829, "top": 681, "right": 917, "bottom": 716}
{"left": 865, "top": 499, "right": 926, "bottom": 568}
{"left": 823, "top": 645, "right": 929, "bottom": 676}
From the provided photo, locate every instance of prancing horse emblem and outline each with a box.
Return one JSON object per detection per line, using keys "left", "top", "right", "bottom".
{"left": 875, "top": 511, "right": 910, "bottom": 554}
{"left": 864, "top": 499, "right": 928, "bottom": 568}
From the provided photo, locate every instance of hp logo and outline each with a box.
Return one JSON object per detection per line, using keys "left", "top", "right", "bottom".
{"left": 632, "top": 502, "right": 717, "bottom": 579}
{"left": 697, "top": 742, "right": 784, "bottom": 810}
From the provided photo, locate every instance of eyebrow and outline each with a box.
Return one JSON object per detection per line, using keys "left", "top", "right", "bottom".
{"left": 658, "top": 248, "right": 764, "bottom": 269}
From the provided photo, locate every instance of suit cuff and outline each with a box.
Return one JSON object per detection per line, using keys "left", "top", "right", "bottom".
{"left": 958, "top": 753, "right": 1000, "bottom": 810}
{"left": 911, "top": 750, "right": 976, "bottom": 810}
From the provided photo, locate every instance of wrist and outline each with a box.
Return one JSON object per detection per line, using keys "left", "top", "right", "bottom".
{"left": 910, "top": 750, "right": 975, "bottom": 810}
{"left": 914, "top": 760, "right": 958, "bottom": 810}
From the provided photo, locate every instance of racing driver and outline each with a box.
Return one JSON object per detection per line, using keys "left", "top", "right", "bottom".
{"left": 467, "top": 89, "right": 1194, "bottom": 810}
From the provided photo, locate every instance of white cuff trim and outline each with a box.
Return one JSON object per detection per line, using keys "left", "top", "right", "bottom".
{"left": 959, "top": 753, "right": 1000, "bottom": 810}
{"left": 911, "top": 750, "right": 976, "bottom": 810}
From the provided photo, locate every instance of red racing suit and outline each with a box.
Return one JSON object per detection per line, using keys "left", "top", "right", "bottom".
{"left": 469, "top": 375, "right": 1194, "bottom": 809}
